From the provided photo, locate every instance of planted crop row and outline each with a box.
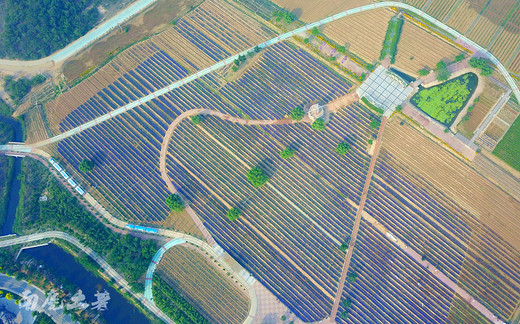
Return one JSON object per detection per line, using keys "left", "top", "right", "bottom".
{"left": 336, "top": 221, "right": 456, "bottom": 324}
{"left": 157, "top": 246, "right": 250, "bottom": 324}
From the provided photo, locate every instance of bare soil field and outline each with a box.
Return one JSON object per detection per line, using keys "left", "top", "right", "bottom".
{"left": 155, "top": 210, "right": 204, "bottom": 239}
{"left": 394, "top": 20, "right": 463, "bottom": 75}
{"left": 156, "top": 245, "right": 250, "bottom": 324}
{"left": 382, "top": 116, "right": 520, "bottom": 251}
{"left": 323, "top": 9, "right": 394, "bottom": 63}
{"left": 62, "top": 0, "right": 202, "bottom": 82}
{"left": 483, "top": 100, "right": 520, "bottom": 141}
{"left": 24, "top": 107, "right": 50, "bottom": 144}
{"left": 270, "top": 0, "right": 370, "bottom": 22}
{"left": 458, "top": 80, "right": 504, "bottom": 138}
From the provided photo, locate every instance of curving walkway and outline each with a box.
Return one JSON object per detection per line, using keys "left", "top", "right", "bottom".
{"left": 2, "top": 1, "right": 519, "bottom": 153}
{"left": 0, "top": 0, "right": 158, "bottom": 72}
{"left": 159, "top": 108, "right": 294, "bottom": 245}
{"left": 143, "top": 236, "right": 258, "bottom": 324}
{"left": 0, "top": 231, "right": 174, "bottom": 323}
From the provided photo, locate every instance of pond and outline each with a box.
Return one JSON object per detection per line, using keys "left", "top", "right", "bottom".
{"left": 23, "top": 244, "right": 150, "bottom": 324}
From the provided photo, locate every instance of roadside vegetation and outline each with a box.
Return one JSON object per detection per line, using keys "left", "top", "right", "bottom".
{"left": 360, "top": 97, "right": 384, "bottom": 115}
{"left": 435, "top": 61, "right": 451, "bottom": 82}
{"left": 14, "top": 159, "right": 157, "bottom": 292}
{"left": 379, "top": 15, "right": 404, "bottom": 63}
{"left": 0, "top": 118, "right": 15, "bottom": 229}
{"left": 152, "top": 275, "right": 209, "bottom": 324}
{"left": 469, "top": 57, "right": 493, "bottom": 77}
{"left": 4, "top": 75, "right": 46, "bottom": 104}
{"left": 493, "top": 116, "right": 520, "bottom": 171}
{"left": 0, "top": 0, "right": 100, "bottom": 60}
{"left": 411, "top": 73, "right": 478, "bottom": 125}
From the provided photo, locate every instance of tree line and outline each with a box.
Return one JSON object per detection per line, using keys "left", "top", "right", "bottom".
{"left": 0, "top": 0, "right": 100, "bottom": 60}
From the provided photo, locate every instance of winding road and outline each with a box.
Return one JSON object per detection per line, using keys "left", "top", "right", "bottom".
{"left": 0, "top": 0, "right": 158, "bottom": 72}
{"left": 1, "top": 1, "right": 519, "bottom": 154}
{"left": 0, "top": 231, "right": 174, "bottom": 323}
{"left": 0, "top": 2, "right": 517, "bottom": 323}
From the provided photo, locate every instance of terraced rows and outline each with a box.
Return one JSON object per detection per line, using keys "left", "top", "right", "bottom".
{"left": 220, "top": 43, "right": 352, "bottom": 120}
{"left": 335, "top": 221, "right": 459, "bottom": 323}
{"left": 156, "top": 245, "right": 250, "bottom": 324}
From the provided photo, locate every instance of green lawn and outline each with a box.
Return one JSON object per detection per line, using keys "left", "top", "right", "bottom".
{"left": 493, "top": 114, "right": 520, "bottom": 171}
{"left": 379, "top": 16, "right": 404, "bottom": 63}
{"left": 411, "top": 73, "right": 478, "bottom": 126}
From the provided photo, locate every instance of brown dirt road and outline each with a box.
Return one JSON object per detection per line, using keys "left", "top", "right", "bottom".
{"left": 159, "top": 108, "right": 294, "bottom": 246}
{"left": 329, "top": 116, "right": 387, "bottom": 320}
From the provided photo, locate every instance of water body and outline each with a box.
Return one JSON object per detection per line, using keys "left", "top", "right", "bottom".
{"left": 1, "top": 116, "right": 23, "bottom": 235}
{"left": 23, "top": 244, "right": 150, "bottom": 324}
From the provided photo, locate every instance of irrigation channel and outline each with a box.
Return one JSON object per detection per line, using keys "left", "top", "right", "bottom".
{"left": 23, "top": 243, "right": 150, "bottom": 324}
{"left": 1, "top": 116, "right": 23, "bottom": 235}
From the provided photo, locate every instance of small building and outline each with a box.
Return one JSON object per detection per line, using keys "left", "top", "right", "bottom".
{"left": 0, "top": 306, "right": 15, "bottom": 324}
{"left": 356, "top": 65, "right": 414, "bottom": 115}
{"left": 307, "top": 103, "right": 324, "bottom": 121}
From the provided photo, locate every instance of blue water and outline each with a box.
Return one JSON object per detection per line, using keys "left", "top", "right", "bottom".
{"left": 24, "top": 244, "right": 151, "bottom": 324}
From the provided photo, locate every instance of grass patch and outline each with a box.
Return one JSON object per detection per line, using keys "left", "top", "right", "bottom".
{"left": 411, "top": 73, "right": 478, "bottom": 126}
{"left": 379, "top": 16, "right": 404, "bottom": 63}
{"left": 361, "top": 97, "right": 384, "bottom": 115}
{"left": 493, "top": 115, "right": 520, "bottom": 171}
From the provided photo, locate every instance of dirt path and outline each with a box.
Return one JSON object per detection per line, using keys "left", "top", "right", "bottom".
{"left": 329, "top": 116, "right": 388, "bottom": 320}
{"left": 159, "top": 109, "right": 294, "bottom": 247}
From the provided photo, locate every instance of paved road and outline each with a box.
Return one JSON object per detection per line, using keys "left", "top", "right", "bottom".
{"left": 2, "top": 1, "right": 518, "bottom": 153}
{"left": 0, "top": 0, "right": 158, "bottom": 72}
{"left": 0, "top": 231, "right": 174, "bottom": 324}
{"left": 329, "top": 116, "right": 387, "bottom": 320}
{"left": 0, "top": 274, "right": 76, "bottom": 323}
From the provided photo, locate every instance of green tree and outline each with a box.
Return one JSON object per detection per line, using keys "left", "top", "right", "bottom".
{"left": 340, "top": 310, "right": 349, "bottom": 320}
{"left": 338, "top": 46, "right": 346, "bottom": 54}
{"left": 280, "top": 147, "right": 295, "bottom": 159}
{"left": 290, "top": 106, "right": 305, "bottom": 121}
{"left": 311, "top": 118, "right": 326, "bottom": 131}
{"left": 254, "top": 45, "right": 261, "bottom": 53}
{"left": 436, "top": 68, "right": 451, "bottom": 81}
{"left": 336, "top": 142, "right": 351, "bottom": 155}
{"left": 239, "top": 54, "right": 246, "bottom": 63}
{"left": 166, "top": 194, "right": 185, "bottom": 212}
{"left": 191, "top": 114, "right": 203, "bottom": 125}
{"left": 5, "top": 292, "right": 13, "bottom": 300}
{"left": 342, "top": 297, "right": 353, "bottom": 308}
{"left": 234, "top": 59, "right": 240, "bottom": 66}
{"left": 339, "top": 242, "right": 349, "bottom": 252}
{"left": 311, "top": 27, "right": 320, "bottom": 35}
{"left": 347, "top": 271, "right": 358, "bottom": 283}
{"left": 455, "top": 53, "right": 465, "bottom": 62}
{"left": 78, "top": 158, "right": 94, "bottom": 172}
{"left": 418, "top": 68, "right": 429, "bottom": 76}
{"left": 369, "top": 118, "right": 381, "bottom": 129}
{"left": 247, "top": 167, "right": 268, "bottom": 188}
{"left": 31, "top": 74, "right": 46, "bottom": 86}
{"left": 226, "top": 207, "right": 241, "bottom": 221}
{"left": 395, "top": 105, "right": 402, "bottom": 112}
{"left": 304, "top": 38, "right": 309, "bottom": 44}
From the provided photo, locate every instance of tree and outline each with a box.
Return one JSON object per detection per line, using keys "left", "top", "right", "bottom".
{"left": 368, "top": 139, "right": 373, "bottom": 145}
{"left": 342, "top": 297, "right": 353, "bottom": 308}
{"left": 226, "top": 208, "right": 241, "bottom": 221}
{"left": 166, "top": 194, "right": 185, "bottom": 212}
{"left": 191, "top": 114, "right": 203, "bottom": 125}
{"left": 247, "top": 167, "right": 268, "bottom": 188}
{"left": 5, "top": 292, "right": 13, "bottom": 300}
{"left": 281, "top": 315, "right": 287, "bottom": 321}
{"left": 339, "top": 242, "right": 349, "bottom": 252}
{"left": 311, "top": 27, "right": 320, "bottom": 35}
{"left": 340, "top": 310, "right": 349, "bottom": 320}
{"left": 366, "top": 63, "right": 374, "bottom": 71}
{"left": 234, "top": 59, "right": 240, "bottom": 66}
{"left": 338, "top": 46, "right": 346, "bottom": 54}
{"left": 311, "top": 118, "right": 326, "bottom": 131}
{"left": 369, "top": 118, "right": 381, "bottom": 129}
{"left": 395, "top": 105, "right": 402, "bottom": 112}
{"left": 436, "top": 68, "right": 451, "bottom": 81}
{"left": 336, "top": 142, "right": 351, "bottom": 155}
{"left": 469, "top": 57, "right": 493, "bottom": 77}
{"left": 31, "top": 74, "right": 46, "bottom": 86}
{"left": 254, "top": 45, "right": 261, "bottom": 53}
{"left": 304, "top": 38, "right": 309, "bottom": 44}
{"left": 347, "top": 271, "right": 358, "bottom": 283}
{"left": 418, "top": 68, "right": 429, "bottom": 76}
{"left": 455, "top": 53, "right": 465, "bottom": 62}
{"left": 290, "top": 106, "right": 305, "bottom": 121}
{"left": 239, "top": 54, "right": 246, "bottom": 63}
{"left": 79, "top": 158, "right": 94, "bottom": 172}
{"left": 436, "top": 61, "right": 447, "bottom": 70}
{"left": 280, "top": 147, "right": 295, "bottom": 159}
